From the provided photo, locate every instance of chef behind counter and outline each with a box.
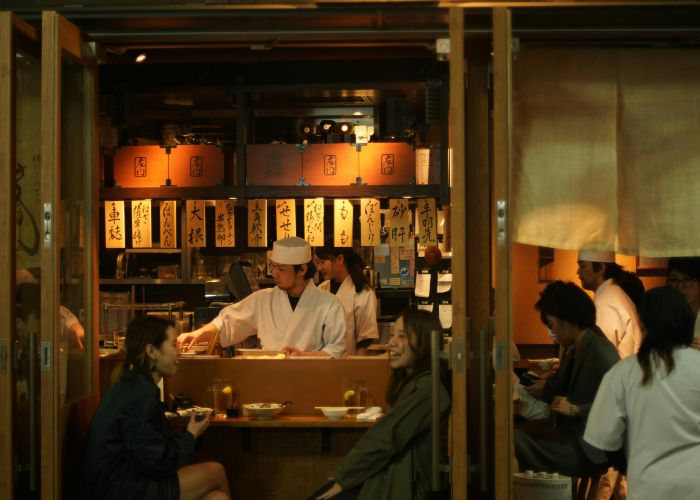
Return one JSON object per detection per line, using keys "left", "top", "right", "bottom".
{"left": 178, "top": 237, "right": 347, "bottom": 357}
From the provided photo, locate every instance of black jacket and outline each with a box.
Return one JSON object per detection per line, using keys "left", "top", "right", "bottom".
{"left": 84, "top": 370, "right": 195, "bottom": 500}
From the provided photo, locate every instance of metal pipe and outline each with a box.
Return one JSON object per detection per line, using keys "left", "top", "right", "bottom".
{"left": 478, "top": 328, "right": 489, "bottom": 492}
{"left": 430, "top": 329, "right": 441, "bottom": 492}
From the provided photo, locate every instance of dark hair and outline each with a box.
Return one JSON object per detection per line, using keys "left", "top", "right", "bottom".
{"left": 315, "top": 246, "right": 369, "bottom": 293}
{"left": 385, "top": 308, "right": 442, "bottom": 406}
{"left": 535, "top": 280, "right": 597, "bottom": 331}
{"left": 593, "top": 261, "right": 645, "bottom": 306}
{"left": 667, "top": 257, "right": 700, "bottom": 281}
{"left": 293, "top": 259, "right": 316, "bottom": 280}
{"left": 111, "top": 316, "right": 175, "bottom": 385}
{"left": 637, "top": 286, "right": 694, "bottom": 386}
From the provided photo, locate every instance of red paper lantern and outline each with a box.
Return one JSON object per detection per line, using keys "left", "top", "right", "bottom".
{"left": 424, "top": 245, "right": 442, "bottom": 265}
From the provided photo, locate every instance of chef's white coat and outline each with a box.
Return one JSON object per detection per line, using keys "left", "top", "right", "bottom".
{"left": 318, "top": 276, "right": 379, "bottom": 356}
{"left": 584, "top": 348, "right": 700, "bottom": 500}
{"left": 594, "top": 279, "right": 643, "bottom": 358}
{"left": 211, "top": 280, "right": 347, "bottom": 358}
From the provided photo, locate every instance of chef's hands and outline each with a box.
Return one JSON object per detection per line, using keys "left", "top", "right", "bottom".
{"left": 177, "top": 327, "right": 211, "bottom": 352}
{"left": 692, "top": 336, "right": 700, "bottom": 351}
{"left": 317, "top": 481, "right": 342, "bottom": 499}
{"left": 525, "top": 379, "right": 546, "bottom": 399}
{"left": 283, "top": 346, "right": 302, "bottom": 356}
{"left": 186, "top": 410, "right": 210, "bottom": 439}
{"left": 550, "top": 396, "right": 575, "bottom": 417}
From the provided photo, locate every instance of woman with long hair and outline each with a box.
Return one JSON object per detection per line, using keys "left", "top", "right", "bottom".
{"left": 85, "top": 316, "right": 230, "bottom": 500}
{"left": 584, "top": 286, "right": 700, "bottom": 499}
{"left": 311, "top": 308, "right": 450, "bottom": 499}
{"left": 315, "top": 246, "right": 378, "bottom": 355}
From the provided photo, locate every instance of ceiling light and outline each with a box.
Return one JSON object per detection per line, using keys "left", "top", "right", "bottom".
{"left": 135, "top": 53, "right": 147, "bottom": 63}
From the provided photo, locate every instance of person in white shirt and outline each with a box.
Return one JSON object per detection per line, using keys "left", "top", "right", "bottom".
{"left": 666, "top": 257, "right": 700, "bottom": 348}
{"left": 178, "top": 237, "right": 347, "bottom": 358}
{"left": 577, "top": 250, "right": 643, "bottom": 358}
{"left": 584, "top": 285, "right": 700, "bottom": 500}
{"left": 315, "top": 247, "right": 378, "bottom": 356}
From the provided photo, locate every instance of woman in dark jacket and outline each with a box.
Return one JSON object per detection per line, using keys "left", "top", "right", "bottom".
{"left": 516, "top": 281, "right": 620, "bottom": 476}
{"left": 313, "top": 308, "right": 451, "bottom": 500}
{"left": 84, "top": 316, "right": 230, "bottom": 500}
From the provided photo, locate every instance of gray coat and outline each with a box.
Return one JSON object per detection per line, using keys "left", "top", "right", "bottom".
{"left": 542, "top": 328, "right": 620, "bottom": 463}
{"left": 333, "top": 371, "right": 451, "bottom": 500}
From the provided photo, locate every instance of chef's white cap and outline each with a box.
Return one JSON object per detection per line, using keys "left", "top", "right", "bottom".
{"left": 578, "top": 250, "right": 615, "bottom": 263}
{"left": 271, "top": 237, "right": 312, "bottom": 265}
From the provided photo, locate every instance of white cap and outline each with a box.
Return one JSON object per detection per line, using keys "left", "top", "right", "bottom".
{"left": 270, "top": 237, "right": 312, "bottom": 265}
{"left": 578, "top": 250, "right": 615, "bottom": 263}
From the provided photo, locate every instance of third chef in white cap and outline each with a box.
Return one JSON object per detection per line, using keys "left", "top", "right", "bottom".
{"left": 178, "top": 237, "right": 347, "bottom": 358}
{"left": 577, "top": 249, "right": 642, "bottom": 358}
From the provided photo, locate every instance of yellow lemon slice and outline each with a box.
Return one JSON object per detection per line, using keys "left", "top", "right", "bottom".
{"left": 222, "top": 386, "right": 232, "bottom": 394}
{"left": 343, "top": 390, "right": 355, "bottom": 401}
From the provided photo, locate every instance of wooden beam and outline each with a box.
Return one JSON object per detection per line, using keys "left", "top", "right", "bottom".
{"left": 0, "top": 12, "right": 16, "bottom": 499}
{"left": 41, "top": 11, "right": 62, "bottom": 499}
{"left": 465, "top": 37, "right": 492, "bottom": 497}
{"left": 448, "top": 7, "right": 469, "bottom": 500}
{"left": 492, "top": 7, "right": 514, "bottom": 500}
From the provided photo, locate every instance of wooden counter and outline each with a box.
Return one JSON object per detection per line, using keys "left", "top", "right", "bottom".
{"left": 209, "top": 414, "right": 375, "bottom": 428}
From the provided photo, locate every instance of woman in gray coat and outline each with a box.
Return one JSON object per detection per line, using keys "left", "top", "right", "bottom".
{"left": 313, "top": 308, "right": 451, "bottom": 500}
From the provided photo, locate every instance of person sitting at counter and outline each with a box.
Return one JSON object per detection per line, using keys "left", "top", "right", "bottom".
{"left": 178, "top": 237, "right": 347, "bottom": 358}
{"left": 515, "top": 281, "right": 620, "bottom": 478}
{"left": 667, "top": 257, "right": 700, "bottom": 348}
{"left": 315, "top": 246, "right": 379, "bottom": 356}
{"left": 310, "top": 308, "right": 451, "bottom": 500}
{"left": 84, "top": 316, "right": 230, "bottom": 500}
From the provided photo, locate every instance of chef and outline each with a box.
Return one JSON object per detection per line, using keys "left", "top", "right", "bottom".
{"left": 315, "top": 246, "right": 379, "bottom": 355}
{"left": 577, "top": 249, "right": 643, "bottom": 358}
{"left": 178, "top": 237, "right": 347, "bottom": 358}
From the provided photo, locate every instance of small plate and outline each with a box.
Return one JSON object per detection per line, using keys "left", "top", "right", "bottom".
{"left": 242, "top": 403, "right": 285, "bottom": 420}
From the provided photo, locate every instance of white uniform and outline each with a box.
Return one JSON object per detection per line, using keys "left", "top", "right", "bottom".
{"left": 594, "top": 278, "right": 643, "bottom": 358}
{"left": 584, "top": 348, "right": 700, "bottom": 500}
{"left": 212, "top": 280, "right": 346, "bottom": 358}
{"left": 319, "top": 276, "right": 379, "bottom": 356}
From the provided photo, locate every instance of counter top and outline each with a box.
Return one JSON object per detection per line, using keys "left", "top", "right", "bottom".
{"left": 208, "top": 414, "right": 375, "bottom": 428}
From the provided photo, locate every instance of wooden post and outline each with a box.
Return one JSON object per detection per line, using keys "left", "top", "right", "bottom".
{"left": 449, "top": 7, "right": 469, "bottom": 500}
{"left": 492, "top": 8, "right": 514, "bottom": 500}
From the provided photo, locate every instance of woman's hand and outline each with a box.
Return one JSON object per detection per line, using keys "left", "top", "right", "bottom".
{"left": 550, "top": 396, "right": 576, "bottom": 417}
{"left": 186, "top": 410, "right": 210, "bottom": 439}
{"left": 525, "top": 379, "right": 546, "bottom": 399}
{"left": 317, "top": 481, "right": 342, "bottom": 499}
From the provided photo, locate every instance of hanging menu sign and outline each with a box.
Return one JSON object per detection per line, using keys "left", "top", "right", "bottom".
{"left": 215, "top": 200, "right": 235, "bottom": 247}
{"left": 186, "top": 200, "right": 206, "bottom": 247}
{"left": 159, "top": 201, "right": 177, "bottom": 248}
{"left": 360, "top": 198, "right": 381, "bottom": 247}
{"left": 247, "top": 199, "right": 268, "bottom": 247}
{"left": 104, "top": 200, "right": 125, "bottom": 249}
{"left": 389, "top": 199, "right": 411, "bottom": 247}
{"left": 304, "top": 198, "right": 324, "bottom": 246}
{"left": 417, "top": 198, "right": 437, "bottom": 246}
{"left": 334, "top": 199, "right": 353, "bottom": 247}
{"left": 131, "top": 199, "right": 152, "bottom": 248}
{"left": 276, "top": 199, "right": 296, "bottom": 240}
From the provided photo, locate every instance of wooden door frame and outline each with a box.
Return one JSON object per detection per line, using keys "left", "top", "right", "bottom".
{"left": 0, "top": 13, "right": 39, "bottom": 498}
{"left": 492, "top": 8, "right": 514, "bottom": 500}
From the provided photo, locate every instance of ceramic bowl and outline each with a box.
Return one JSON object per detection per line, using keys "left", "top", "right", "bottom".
{"left": 316, "top": 407, "right": 351, "bottom": 420}
{"left": 242, "top": 403, "right": 285, "bottom": 420}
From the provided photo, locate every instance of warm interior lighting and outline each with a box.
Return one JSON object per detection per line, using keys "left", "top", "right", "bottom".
{"left": 135, "top": 53, "right": 147, "bottom": 63}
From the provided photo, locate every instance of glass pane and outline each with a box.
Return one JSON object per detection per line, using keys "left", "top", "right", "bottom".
{"left": 15, "top": 46, "right": 42, "bottom": 499}
{"left": 60, "top": 55, "right": 89, "bottom": 402}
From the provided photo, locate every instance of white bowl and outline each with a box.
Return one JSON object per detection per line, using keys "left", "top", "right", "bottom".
{"left": 242, "top": 403, "right": 285, "bottom": 420}
{"left": 316, "top": 407, "right": 352, "bottom": 420}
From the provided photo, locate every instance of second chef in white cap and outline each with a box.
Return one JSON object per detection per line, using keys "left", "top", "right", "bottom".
{"left": 178, "top": 237, "right": 347, "bottom": 357}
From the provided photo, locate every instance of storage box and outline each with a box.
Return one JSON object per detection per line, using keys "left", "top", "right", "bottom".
{"left": 358, "top": 142, "right": 416, "bottom": 185}
{"left": 246, "top": 144, "right": 303, "bottom": 185}
{"left": 302, "top": 143, "right": 359, "bottom": 186}
{"left": 113, "top": 145, "right": 224, "bottom": 187}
